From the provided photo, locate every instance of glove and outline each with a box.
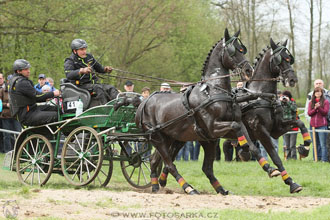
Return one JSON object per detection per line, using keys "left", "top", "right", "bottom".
{"left": 79, "top": 67, "right": 92, "bottom": 74}
{"left": 104, "top": 66, "right": 113, "bottom": 73}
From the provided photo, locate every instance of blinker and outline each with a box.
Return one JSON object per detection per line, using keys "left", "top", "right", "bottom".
{"left": 200, "top": 84, "right": 208, "bottom": 92}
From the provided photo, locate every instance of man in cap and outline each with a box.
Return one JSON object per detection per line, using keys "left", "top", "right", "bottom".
{"left": 160, "top": 82, "right": 171, "bottom": 92}
{"left": 64, "top": 39, "right": 119, "bottom": 104}
{"left": 34, "top": 74, "right": 55, "bottom": 93}
{"left": 124, "top": 80, "right": 134, "bottom": 92}
{"left": 9, "top": 59, "right": 60, "bottom": 126}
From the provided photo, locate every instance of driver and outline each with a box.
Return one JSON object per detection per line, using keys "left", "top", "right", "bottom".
{"left": 9, "top": 59, "right": 60, "bottom": 126}
{"left": 64, "top": 39, "right": 119, "bottom": 104}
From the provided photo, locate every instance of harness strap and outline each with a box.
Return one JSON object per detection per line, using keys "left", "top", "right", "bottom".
{"left": 181, "top": 85, "right": 212, "bottom": 141}
{"left": 145, "top": 86, "right": 234, "bottom": 140}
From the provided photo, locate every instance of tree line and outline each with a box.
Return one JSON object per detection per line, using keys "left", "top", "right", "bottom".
{"left": 0, "top": 0, "right": 327, "bottom": 102}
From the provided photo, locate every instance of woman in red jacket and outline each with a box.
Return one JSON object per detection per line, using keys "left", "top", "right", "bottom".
{"left": 308, "top": 87, "right": 330, "bottom": 162}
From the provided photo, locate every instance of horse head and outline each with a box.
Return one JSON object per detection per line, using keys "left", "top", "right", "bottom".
{"left": 202, "top": 28, "right": 253, "bottom": 81}
{"left": 270, "top": 38, "right": 297, "bottom": 87}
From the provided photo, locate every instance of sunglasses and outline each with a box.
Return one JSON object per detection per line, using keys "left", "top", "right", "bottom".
{"left": 225, "top": 37, "right": 247, "bottom": 57}
{"left": 273, "top": 46, "right": 295, "bottom": 66}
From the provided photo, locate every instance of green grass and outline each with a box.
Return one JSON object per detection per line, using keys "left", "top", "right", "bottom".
{"left": 1, "top": 132, "right": 329, "bottom": 219}
{"left": 0, "top": 135, "right": 328, "bottom": 197}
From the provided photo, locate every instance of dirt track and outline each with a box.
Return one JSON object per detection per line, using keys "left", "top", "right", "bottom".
{"left": 2, "top": 188, "right": 330, "bottom": 219}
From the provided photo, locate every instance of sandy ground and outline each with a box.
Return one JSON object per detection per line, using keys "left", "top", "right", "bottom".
{"left": 1, "top": 188, "right": 330, "bottom": 219}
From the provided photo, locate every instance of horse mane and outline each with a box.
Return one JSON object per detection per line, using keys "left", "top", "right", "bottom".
{"left": 253, "top": 42, "right": 283, "bottom": 69}
{"left": 253, "top": 45, "right": 271, "bottom": 69}
{"left": 201, "top": 39, "right": 223, "bottom": 77}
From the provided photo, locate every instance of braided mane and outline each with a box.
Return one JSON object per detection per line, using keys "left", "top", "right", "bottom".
{"left": 253, "top": 45, "right": 270, "bottom": 69}
{"left": 201, "top": 39, "right": 223, "bottom": 77}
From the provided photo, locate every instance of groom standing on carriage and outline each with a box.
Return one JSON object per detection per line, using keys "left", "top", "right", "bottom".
{"left": 64, "top": 39, "right": 119, "bottom": 105}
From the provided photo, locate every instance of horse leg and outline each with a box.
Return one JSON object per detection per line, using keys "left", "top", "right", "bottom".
{"left": 151, "top": 136, "right": 198, "bottom": 195}
{"left": 150, "top": 151, "right": 163, "bottom": 193}
{"left": 296, "top": 119, "right": 312, "bottom": 146}
{"left": 200, "top": 141, "right": 229, "bottom": 195}
{"left": 257, "top": 130, "right": 302, "bottom": 193}
{"left": 235, "top": 122, "right": 277, "bottom": 176}
{"left": 159, "top": 141, "right": 183, "bottom": 188}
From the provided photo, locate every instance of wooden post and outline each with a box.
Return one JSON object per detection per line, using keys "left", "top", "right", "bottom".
{"left": 312, "top": 127, "right": 318, "bottom": 162}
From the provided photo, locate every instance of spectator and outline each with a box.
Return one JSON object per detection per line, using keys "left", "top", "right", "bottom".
{"left": 176, "top": 141, "right": 193, "bottom": 161}
{"left": 236, "top": 81, "right": 243, "bottom": 88}
{"left": 223, "top": 140, "right": 242, "bottom": 161}
{"left": 124, "top": 80, "right": 134, "bottom": 92}
{"left": 191, "top": 141, "right": 200, "bottom": 161}
{"left": 280, "top": 90, "right": 298, "bottom": 160}
{"left": 305, "top": 79, "right": 329, "bottom": 124}
{"left": 0, "top": 73, "right": 5, "bottom": 153}
{"left": 42, "top": 84, "right": 52, "bottom": 93}
{"left": 308, "top": 87, "right": 329, "bottom": 162}
{"left": 160, "top": 83, "right": 171, "bottom": 92}
{"left": 141, "top": 87, "right": 150, "bottom": 99}
{"left": 0, "top": 74, "right": 22, "bottom": 153}
{"left": 46, "top": 77, "right": 57, "bottom": 91}
{"left": 34, "top": 74, "right": 55, "bottom": 93}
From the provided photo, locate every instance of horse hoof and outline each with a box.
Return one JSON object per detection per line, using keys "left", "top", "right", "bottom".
{"left": 188, "top": 189, "right": 200, "bottom": 195}
{"left": 219, "top": 189, "right": 229, "bottom": 195}
{"left": 268, "top": 168, "right": 281, "bottom": 178}
{"left": 290, "top": 182, "right": 303, "bottom": 194}
{"left": 238, "top": 149, "right": 251, "bottom": 161}
{"left": 304, "top": 140, "right": 312, "bottom": 146}
{"left": 159, "top": 179, "right": 167, "bottom": 187}
{"left": 185, "top": 186, "right": 199, "bottom": 195}
{"left": 152, "top": 184, "right": 160, "bottom": 193}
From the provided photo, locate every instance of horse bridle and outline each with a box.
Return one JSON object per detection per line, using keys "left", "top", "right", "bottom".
{"left": 270, "top": 47, "right": 294, "bottom": 85}
{"left": 221, "top": 37, "right": 250, "bottom": 81}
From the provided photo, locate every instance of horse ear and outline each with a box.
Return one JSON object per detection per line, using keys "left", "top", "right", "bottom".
{"left": 282, "top": 39, "right": 288, "bottom": 47}
{"left": 224, "top": 28, "right": 230, "bottom": 42}
{"left": 234, "top": 29, "right": 240, "bottom": 37}
{"left": 270, "top": 38, "right": 277, "bottom": 51}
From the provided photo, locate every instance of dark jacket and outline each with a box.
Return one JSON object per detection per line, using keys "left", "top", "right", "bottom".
{"left": 9, "top": 73, "right": 54, "bottom": 117}
{"left": 0, "top": 83, "right": 11, "bottom": 118}
{"left": 64, "top": 53, "right": 105, "bottom": 85}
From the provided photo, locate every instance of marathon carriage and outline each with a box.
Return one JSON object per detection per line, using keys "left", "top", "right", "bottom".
{"left": 4, "top": 81, "right": 158, "bottom": 188}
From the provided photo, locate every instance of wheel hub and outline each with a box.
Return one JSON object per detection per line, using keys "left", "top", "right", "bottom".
{"left": 130, "top": 152, "right": 142, "bottom": 168}
{"left": 79, "top": 153, "right": 84, "bottom": 159}
{"left": 32, "top": 159, "right": 36, "bottom": 165}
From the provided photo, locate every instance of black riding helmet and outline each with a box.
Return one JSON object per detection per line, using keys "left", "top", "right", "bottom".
{"left": 71, "top": 39, "right": 88, "bottom": 50}
{"left": 13, "top": 59, "right": 31, "bottom": 72}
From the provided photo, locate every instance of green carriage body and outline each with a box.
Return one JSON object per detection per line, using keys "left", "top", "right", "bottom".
{"left": 5, "top": 98, "right": 157, "bottom": 188}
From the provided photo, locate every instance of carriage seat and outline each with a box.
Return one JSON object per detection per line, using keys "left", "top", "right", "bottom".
{"left": 60, "top": 79, "right": 91, "bottom": 113}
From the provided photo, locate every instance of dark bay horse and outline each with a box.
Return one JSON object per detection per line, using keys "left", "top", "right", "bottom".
{"left": 135, "top": 29, "right": 277, "bottom": 195}
{"left": 239, "top": 38, "right": 312, "bottom": 193}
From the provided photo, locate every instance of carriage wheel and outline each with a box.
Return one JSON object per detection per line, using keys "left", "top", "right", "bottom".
{"left": 16, "top": 134, "right": 54, "bottom": 186}
{"left": 61, "top": 126, "right": 103, "bottom": 186}
{"left": 120, "top": 141, "right": 161, "bottom": 189}
{"left": 91, "top": 146, "right": 113, "bottom": 187}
